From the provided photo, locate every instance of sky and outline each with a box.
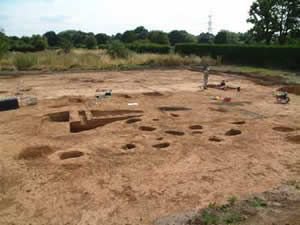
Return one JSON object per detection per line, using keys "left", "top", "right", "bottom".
{"left": 0, "top": 0, "right": 254, "bottom": 37}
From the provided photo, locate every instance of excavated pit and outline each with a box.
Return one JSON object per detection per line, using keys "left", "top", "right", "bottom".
{"left": 60, "top": 151, "right": 84, "bottom": 160}
{"left": 139, "top": 126, "right": 157, "bottom": 132}
{"left": 225, "top": 129, "right": 242, "bottom": 136}
{"left": 286, "top": 135, "right": 300, "bottom": 144}
{"left": 122, "top": 144, "right": 136, "bottom": 150}
{"left": 153, "top": 142, "right": 170, "bottom": 149}
{"left": 209, "top": 136, "right": 223, "bottom": 142}
{"left": 232, "top": 121, "right": 246, "bottom": 125}
{"left": 143, "top": 92, "right": 164, "bottom": 97}
{"left": 165, "top": 131, "right": 185, "bottom": 136}
{"left": 189, "top": 125, "right": 203, "bottom": 130}
{"left": 70, "top": 115, "right": 139, "bottom": 133}
{"left": 91, "top": 110, "right": 143, "bottom": 117}
{"left": 126, "top": 118, "right": 142, "bottom": 124}
{"left": 273, "top": 127, "right": 296, "bottom": 132}
{"left": 18, "top": 145, "right": 54, "bottom": 160}
{"left": 47, "top": 111, "right": 70, "bottom": 122}
{"left": 159, "top": 106, "right": 192, "bottom": 112}
{"left": 278, "top": 85, "right": 300, "bottom": 96}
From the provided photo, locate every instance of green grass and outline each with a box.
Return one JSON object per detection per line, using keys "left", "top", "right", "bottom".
{"left": 247, "top": 197, "right": 267, "bottom": 208}
{"left": 212, "top": 65, "right": 300, "bottom": 84}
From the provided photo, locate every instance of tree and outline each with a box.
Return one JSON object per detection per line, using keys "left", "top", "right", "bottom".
{"left": 85, "top": 35, "right": 97, "bottom": 49}
{"left": 168, "top": 30, "right": 196, "bottom": 45}
{"left": 121, "top": 31, "right": 137, "bottom": 43}
{"left": 107, "top": 40, "right": 130, "bottom": 58}
{"left": 274, "top": 0, "right": 300, "bottom": 44}
{"left": 60, "top": 38, "right": 73, "bottom": 53}
{"left": 247, "top": 0, "right": 279, "bottom": 44}
{"left": 0, "top": 31, "right": 9, "bottom": 59}
{"left": 43, "top": 31, "right": 59, "bottom": 47}
{"left": 95, "top": 33, "right": 110, "bottom": 44}
{"left": 214, "top": 30, "right": 239, "bottom": 44}
{"left": 134, "top": 26, "right": 149, "bottom": 39}
{"left": 148, "top": 31, "right": 170, "bottom": 45}
{"left": 31, "top": 35, "right": 48, "bottom": 51}
{"left": 198, "top": 32, "right": 215, "bottom": 44}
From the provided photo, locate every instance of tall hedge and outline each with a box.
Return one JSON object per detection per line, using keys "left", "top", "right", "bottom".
{"left": 175, "top": 44, "right": 300, "bottom": 69}
{"left": 127, "top": 43, "right": 170, "bottom": 54}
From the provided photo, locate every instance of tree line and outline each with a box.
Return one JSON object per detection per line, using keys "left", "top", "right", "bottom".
{"left": 0, "top": 0, "right": 299, "bottom": 53}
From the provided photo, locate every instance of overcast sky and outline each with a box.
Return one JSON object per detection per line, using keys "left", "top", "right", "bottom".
{"left": 0, "top": 0, "right": 254, "bottom": 37}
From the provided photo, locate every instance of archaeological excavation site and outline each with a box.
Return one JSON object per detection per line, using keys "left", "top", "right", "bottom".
{"left": 0, "top": 69, "right": 299, "bottom": 225}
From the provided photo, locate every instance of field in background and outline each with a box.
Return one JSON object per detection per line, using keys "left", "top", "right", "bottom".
{"left": 0, "top": 49, "right": 202, "bottom": 71}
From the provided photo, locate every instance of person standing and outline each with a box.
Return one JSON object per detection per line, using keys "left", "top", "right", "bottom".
{"left": 203, "top": 65, "right": 210, "bottom": 89}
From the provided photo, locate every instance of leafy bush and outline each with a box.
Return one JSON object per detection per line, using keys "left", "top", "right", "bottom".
{"left": 148, "top": 31, "right": 170, "bottom": 45}
{"left": 175, "top": 44, "right": 300, "bottom": 69}
{"left": 85, "top": 35, "right": 97, "bottom": 49}
{"left": 60, "top": 39, "right": 73, "bottom": 54}
{"left": 107, "top": 41, "right": 130, "bottom": 58}
{"left": 9, "top": 41, "right": 36, "bottom": 52}
{"left": 127, "top": 43, "right": 170, "bottom": 54}
{"left": 13, "top": 54, "right": 38, "bottom": 70}
{"left": 31, "top": 35, "right": 48, "bottom": 51}
{"left": 0, "top": 39, "right": 9, "bottom": 59}
{"left": 168, "top": 30, "right": 196, "bottom": 46}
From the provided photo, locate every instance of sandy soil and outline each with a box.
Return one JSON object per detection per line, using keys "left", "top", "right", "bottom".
{"left": 0, "top": 69, "right": 299, "bottom": 225}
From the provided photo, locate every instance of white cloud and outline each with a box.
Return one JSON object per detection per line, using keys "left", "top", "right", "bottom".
{"left": 1, "top": 0, "right": 254, "bottom": 36}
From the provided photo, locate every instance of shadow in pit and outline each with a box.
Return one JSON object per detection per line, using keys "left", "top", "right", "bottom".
{"left": 70, "top": 115, "right": 141, "bottom": 133}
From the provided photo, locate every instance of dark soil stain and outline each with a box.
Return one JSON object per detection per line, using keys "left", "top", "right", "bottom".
{"left": 165, "top": 131, "right": 185, "bottom": 136}
{"left": 153, "top": 143, "right": 170, "bottom": 149}
{"left": 189, "top": 125, "right": 203, "bottom": 130}
{"left": 286, "top": 135, "right": 300, "bottom": 144}
{"left": 273, "top": 126, "right": 296, "bottom": 132}
{"left": 143, "top": 92, "right": 164, "bottom": 97}
{"left": 122, "top": 144, "right": 136, "bottom": 150}
{"left": 232, "top": 121, "right": 246, "bottom": 125}
{"left": 209, "top": 136, "right": 223, "bottom": 142}
{"left": 139, "top": 126, "right": 156, "bottom": 132}
{"left": 225, "top": 129, "right": 242, "bottom": 136}
{"left": 159, "top": 106, "right": 192, "bottom": 112}
{"left": 126, "top": 118, "right": 142, "bottom": 124}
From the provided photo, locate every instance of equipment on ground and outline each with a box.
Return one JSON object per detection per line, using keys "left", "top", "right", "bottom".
{"left": 275, "top": 92, "right": 290, "bottom": 104}
{"left": 0, "top": 97, "right": 19, "bottom": 111}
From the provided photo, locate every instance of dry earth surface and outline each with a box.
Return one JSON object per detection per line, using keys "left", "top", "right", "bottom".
{"left": 0, "top": 69, "right": 299, "bottom": 225}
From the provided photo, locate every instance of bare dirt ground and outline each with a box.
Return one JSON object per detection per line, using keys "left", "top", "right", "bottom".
{"left": 0, "top": 69, "right": 299, "bottom": 225}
